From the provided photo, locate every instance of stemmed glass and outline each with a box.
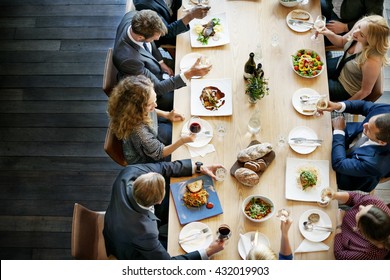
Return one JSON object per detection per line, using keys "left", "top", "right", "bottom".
{"left": 314, "top": 95, "right": 328, "bottom": 117}
{"left": 311, "top": 15, "right": 326, "bottom": 41}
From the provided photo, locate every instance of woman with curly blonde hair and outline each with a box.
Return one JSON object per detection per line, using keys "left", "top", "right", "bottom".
{"left": 319, "top": 15, "right": 390, "bottom": 101}
{"left": 108, "top": 75, "right": 194, "bottom": 164}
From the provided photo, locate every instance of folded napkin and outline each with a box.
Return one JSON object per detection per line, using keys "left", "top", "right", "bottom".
{"left": 239, "top": 233, "right": 252, "bottom": 257}
{"left": 187, "top": 144, "right": 215, "bottom": 157}
{"left": 294, "top": 239, "right": 329, "bottom": 253}
{"left": 288, "top": 141, "right": 322, "bottom": 147}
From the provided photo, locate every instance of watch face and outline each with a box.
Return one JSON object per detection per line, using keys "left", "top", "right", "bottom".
{"left": 196, "top": 162, "right": 203, "bottom": 172}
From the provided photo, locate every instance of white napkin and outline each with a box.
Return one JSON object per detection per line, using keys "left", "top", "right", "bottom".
{"left": 187, "top": 144, "right": 215, "bottom": 157}
{"left": 288, "top": 141, "right": 322, "bottom": 147}
{"left": 294, "top": 239, "right": 329, "bottom": 253}
{"left": 239, "top": 234, "right": 252, "bottom": 257}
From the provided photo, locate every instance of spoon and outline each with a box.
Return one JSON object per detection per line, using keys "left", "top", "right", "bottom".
{"left": 303, "top": 221, "right": 333, "bottom": 232}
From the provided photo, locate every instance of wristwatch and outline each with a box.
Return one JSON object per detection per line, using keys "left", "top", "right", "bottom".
{"left": 195, "top": 161, "right": 203, "bottom": 173}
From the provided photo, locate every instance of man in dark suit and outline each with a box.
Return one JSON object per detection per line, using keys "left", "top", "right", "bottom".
{"left": 103, "top": 159, "right": 226, "bottom": 260}
{"left": 322, "top": 100, "right": 390, "bottom": 192}
{"left": 133, "top": 0, "right": 210, "bottom": 46}
{"left": 113, "top": 10, "right": 211, "bottom": 111}
{"left": 321, "top": 0, "right": 384, "bottom": 35}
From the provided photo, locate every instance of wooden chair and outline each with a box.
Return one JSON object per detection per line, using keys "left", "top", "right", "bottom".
{"left": 104, "top": 126, "right": 127, "bottom": 167}
{"left": 71, "top": 203, "right": 110, "bottom": 260}
{"left": 102, "top": 48, "right": 118, "bottom": 97}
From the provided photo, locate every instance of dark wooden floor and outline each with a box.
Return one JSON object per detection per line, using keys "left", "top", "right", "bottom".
{"left": 0, "top": 0, "right": 125, "bottom": 259}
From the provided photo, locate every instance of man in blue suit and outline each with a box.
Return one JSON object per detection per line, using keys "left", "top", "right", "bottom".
{"left": 113, "top": 10, "right": 211, "bottom": 111}
{"left": 103, "top": 159, "right": 226, "bottom": 260}
{"left": 133, "top": 0, "right": 210, "bottom": 47}
{"left": 322, "top": 100, "right": 390, "bottom": 192}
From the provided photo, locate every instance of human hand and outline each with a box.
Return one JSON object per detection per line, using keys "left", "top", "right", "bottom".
{"left": 326, "top": 20, "right": 348, "bottom": 34}
{"left": 184, "top": 58, "right": 212, "bottom": 79}
{"left": 201, "top": 164, "right": 225, "bottom": 180}
{"left": 205, "top": 239, "right": 225, "bottom": 257}
{"left": 167, "top": 109, "right": 184, "bottom": 122}
{"left": 189, "top": 5, "right": 211, "bottom": 19}
{"left": 180, "top": 133, "right": 196, "bottom": 144}
{"left": 332, "top": 116, "right": 346, "bottom": 130}
{"left": 160, "top": 62, "right": 174, "bottom": 76}
{"left": 280, "top": 217, "right": 293, "bottom": 237}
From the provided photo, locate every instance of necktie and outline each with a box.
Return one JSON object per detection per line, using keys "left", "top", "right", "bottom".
{"left": 347, "top": 134, "right": 368, "bottom": 154}
{"left": 143, "top": 42, "right": 150, "bottom": 53}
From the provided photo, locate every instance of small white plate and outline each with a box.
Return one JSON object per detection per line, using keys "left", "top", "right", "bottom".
{"left": 285, "top": 157, "right": 329, "bottom": 202}
{"left": 238, "top": 231, "right": 270, "bottom": 259}
{"left": 181, "top": 118, "right": 213, "bottom": 148}
{"left": 189, "top": 12, "right": 229, "bottom": 48}
{"left": 286, "top": 9, "right": 313, "bottom": 33}
{"left": 299, "top": 209, "right": 332, "bottom": 242}
{"left": 288, "top": 126, "right": 318, "bottom": 154}
{"left": 179, "top": 222, "right": 213, "bottom": 253}
{"left": 180, "top": 52, "right": 202, "bottom": 78}
{"left": 292, "top": 88, "right": 320, "bottom": 116}
{"left": 191, "top": 78, "right": 232, "bottom": 116}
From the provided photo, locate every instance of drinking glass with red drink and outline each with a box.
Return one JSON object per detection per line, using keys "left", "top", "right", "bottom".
{"left": 188, "top": 116, "right": 202, "bottom": 135}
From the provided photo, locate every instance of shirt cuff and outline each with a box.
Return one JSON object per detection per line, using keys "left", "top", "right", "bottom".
{"left": 335, "top": 102, "right": 346, "bottom": 113}
{"left": 191, "top": 160, "right": 195, "bottom": 174}
{"left": 198, "top": 249, "right": 209, "bottom": 260}
{"left": 333, "top": 129, "right": 345, "bottom": 136}
{"left": 180, "top": 72, "right": 189, "bottom": 84}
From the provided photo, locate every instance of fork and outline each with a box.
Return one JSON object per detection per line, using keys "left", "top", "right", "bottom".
{"left": 179, "top": 227, "right": 210, "bottom": 243}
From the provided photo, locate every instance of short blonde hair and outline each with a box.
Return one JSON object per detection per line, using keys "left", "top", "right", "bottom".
{"left": 246, "top": 244, "right": 277, "bottom": 260}
{"left": 133, "top": 173, "right": 166, "bottom": 207}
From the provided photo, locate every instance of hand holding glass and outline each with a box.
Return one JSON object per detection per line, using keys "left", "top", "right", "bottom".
{"left": 311, "top": 15, "right": 326, "bottom": 41}
{"left": 188, "top": 116, "right": 202, "bottom": 134}
{"left": 317, "top": 187, "right": 334, "bottom": 207}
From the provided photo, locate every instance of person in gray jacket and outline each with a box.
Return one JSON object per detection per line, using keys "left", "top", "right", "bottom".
{"left": 113, "top": 10, "right": 211, "bottom": 111}
{"left": 103, "top": 159, "right": 225, "bottom": 260}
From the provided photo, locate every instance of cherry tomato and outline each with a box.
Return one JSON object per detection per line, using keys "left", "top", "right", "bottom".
{"left": 294, "top": 65, "right": 299, "bottom": 71}
{"left": 317, "top": 65, "right": 322, "bottom": 70}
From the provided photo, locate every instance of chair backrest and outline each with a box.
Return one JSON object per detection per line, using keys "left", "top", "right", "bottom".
{"left": 126, "top": 0, "right": 136, "bottom": 12}
{"left": 102, "top": 48, "right": 118, "bottom": 97}
{"left": 104, "top": 126, "right": 127, "bottom": 167}
{"left": 71, "top": 203, "right": 108, "bottom": 260}
{"left": 364, "top": 68, "right": 383, "bottom": 102}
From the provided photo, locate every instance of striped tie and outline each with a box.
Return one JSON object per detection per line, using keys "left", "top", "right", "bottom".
{"left": 143, "top": 42, "right": 150, "bottom": 53}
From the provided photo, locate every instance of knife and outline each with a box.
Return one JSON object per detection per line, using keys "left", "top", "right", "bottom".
{"left": 288, "top": 19, "right": 314, "bottom": 27}
{"left": 290, "top": 137, "right": 323, "bottom": 143}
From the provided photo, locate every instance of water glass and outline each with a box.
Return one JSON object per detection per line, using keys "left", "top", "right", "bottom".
{"left": 317, "top": 187, "right": 334, "bottom": 207}
{"left": 248, "top": 111, "right": 261, "bottom": 134}
{"left": 215, "top": 123, "right": 227, "bottom": 137}
{"left": 276, "top": 208, "right": 290, "bottom": 222}
{"left": 271, "top": 33, "right": 279, "bottom": 47}
{"left": 215, "top": 167, "right": 227, "bottom": 182}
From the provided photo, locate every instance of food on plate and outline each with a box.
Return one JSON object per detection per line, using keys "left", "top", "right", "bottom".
{"left": 199, "top": 86, "right": 225, "bottom": 111}
{"left": 187, "top": 179, "right": 203, "bottom": 193}
{"left": 237, "top": 143, "right": 273, "bottom": 163}
{"left": 183, "top": 179, "right": 209, "bottom": 207}
{"left": 302, "top": 102, "right": 317, "bottom": 112}
{"left": 194, "top": 18, "right": 223, "bottom": 45}
{"left": 291, "top": 10, "right": 310, "bottom": 20}
{"left": 234, "top": 167, "right": 260, "bottom": 187}
{"left": 297, "top": 167, "right": 319, "bottom": 190}
{"left": 292, "top": 49, "right": 324, "bottom": 78}
{"left": 244, "top": 197, "right": 273, "bottom": 220}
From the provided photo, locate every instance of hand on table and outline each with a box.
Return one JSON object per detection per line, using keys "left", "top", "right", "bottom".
{"left": 332, "top": 116, "right": 346, "bottom": 131}
{"left": 201, "top": 164, "right": 226, "bottom": 181}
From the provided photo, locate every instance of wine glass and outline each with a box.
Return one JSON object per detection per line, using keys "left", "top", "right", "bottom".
{"left": 216, "top": 224, "right": 231, "bottom": 241}
{"left": 317, "top": 187, "right": 334, "bottom": 207}
{"left": 311, "top": 15, "right": 326, "bottom": 41}
{"left": 188, "top": 116, "right": 202, "bottom": 135}
{"left": 314, "top": 95, "right": 328, "bottom": 117}
{"left": 276, "top": 208, "right": 290, "bottom": 222}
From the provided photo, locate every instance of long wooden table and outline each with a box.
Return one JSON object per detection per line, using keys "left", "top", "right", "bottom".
{"left": 164, "top": 0, "right": 337, "bottom": 260}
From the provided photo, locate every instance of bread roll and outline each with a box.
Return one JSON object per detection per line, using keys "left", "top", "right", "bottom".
{"left": 244, "top": 161, "right": 261, "bottom": 172}
{"left": 291, "top": 11, "right": 310, "bottom": 20}
{"left": 254, "top": 158, "right": 268, "bottom": 172}
{"left": 234, "top": 168, "right": 260, "bottom": 187}
{"left": 237, "top": 143, "right": 273, "bottom": 163}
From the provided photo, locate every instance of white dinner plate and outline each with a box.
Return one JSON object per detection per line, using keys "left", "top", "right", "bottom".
{"left": 286, "top": 9, "right": 313, "bottom": 33}
{"left": 189, "top": 12, "right": 230, "bottom": 48}
{"left": 180, "top": 52, "right": 202, "bottom": 78}
{"left": 292, "top": 88, "right": 320, "bottom": 116}
{"left": 285, "top": 157, "right": 330, "bottom": 202}
{"left": 191, "top": 78, "right": 232, "bottom": 116}
{"left": 181, "top": 118, "right": 213, "bottom": 148}
{"left": 288, "top": 126, "right": 319, "bottom": 154}
{"left": 179, "top": 222, "right": 213, "bottom": 253}
{"left": 238, "top": 231, "right": 270, "bottom": 260}
{"left": 298, "top": 209, "right": 332, "bottom": 242}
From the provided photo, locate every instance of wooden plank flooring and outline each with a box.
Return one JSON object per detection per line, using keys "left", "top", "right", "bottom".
{"left": 0, "top": 0, "right": 125, "bottom": 259}
{"left": 0, "top": 0, "right": 389, "bottom": 260}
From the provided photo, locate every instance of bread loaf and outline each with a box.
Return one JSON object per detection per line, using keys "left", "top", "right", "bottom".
{"left": 291, "top": 10, "right": 310, "bottom": 20}
{"left": 244, "top": 161, "right": 261, "bottom": 172}
{"left": 234, "top": 168, "right": 260, "bottom": 187}
{"left": 254, "top": 158, "right": 268, "bottom": 172}
{"left": 237, "top": 143, "right": 273, "bottom": 163}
